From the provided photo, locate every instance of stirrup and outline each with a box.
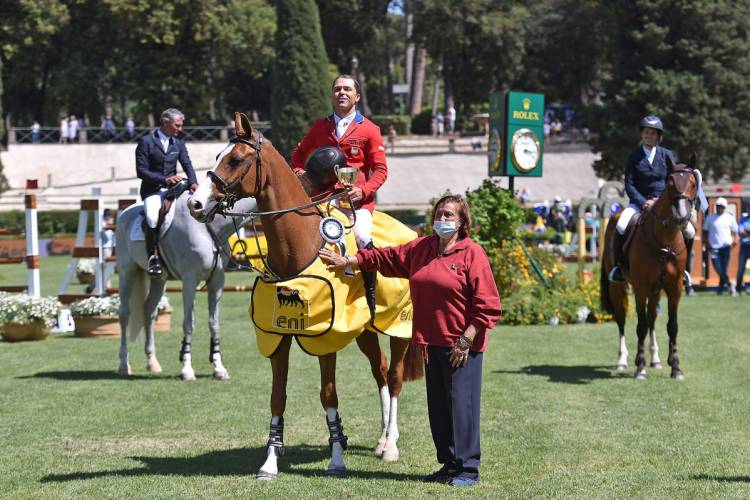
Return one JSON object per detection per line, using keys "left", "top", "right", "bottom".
{"left": 147, "top": 255, "right": 163, "bottom": 276}
{"left": 608, "top": 265, "right": 625, "bottom": 283}
{"left": 683, "top": 270, "right": 692, "bottom": 288}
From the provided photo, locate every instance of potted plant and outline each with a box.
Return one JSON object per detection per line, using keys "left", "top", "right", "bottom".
{"left": 0, "top": 292, "right": 62, "bottom": 342}
{"left": 69, "top": 294, "right": 120, "bottom": 338}
{"left": 75, "top": 258, "right": 97, "bottom": 285}
{"left": 69, "top": 294, "right": 172, "bottom": 337}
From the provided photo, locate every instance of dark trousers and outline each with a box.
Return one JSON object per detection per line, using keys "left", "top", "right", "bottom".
{"left": 710, "top": 245, "right": 732, "bottom": 292}
{"left": 736, "top": 244, "right": 750, "bottom": 291}
{"left": 425, "top": 345, "right": 483, "bottom": 477}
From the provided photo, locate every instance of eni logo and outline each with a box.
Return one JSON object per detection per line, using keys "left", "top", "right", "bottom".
{"left": 512, "top": 97, "right": 539, "bottom": 121}
{"left": 273, "top": 286, "right": 310, "bottom": 331}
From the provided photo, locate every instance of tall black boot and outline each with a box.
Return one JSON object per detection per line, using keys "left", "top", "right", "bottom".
{"left": 145, "top": 226, "right": 163, "bottom": 276}
{"left": 608, "top": 230, "right": 626, "bottom": 283}
{"left": 362, "top": 242, "right": 377, "bottom": 323}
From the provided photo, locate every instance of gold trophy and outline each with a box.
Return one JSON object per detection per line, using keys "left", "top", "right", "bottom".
{"left": 334, "top": 165, "right": 358, "bottom": 208}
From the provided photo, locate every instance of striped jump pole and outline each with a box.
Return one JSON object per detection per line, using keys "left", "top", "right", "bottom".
{"left": 25, "top": 180, "right": 40, "bottom": 298}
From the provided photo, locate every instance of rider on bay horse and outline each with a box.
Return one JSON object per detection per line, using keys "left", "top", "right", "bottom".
{"left": 291, "top": 74, "right": 388, "bottom": 319}
{"left": 609, "top": 115, "right": 696, "bottom": 283}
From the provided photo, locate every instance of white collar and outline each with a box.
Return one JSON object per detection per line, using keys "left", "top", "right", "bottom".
{"left": 156, "top": 129, "right": 171, "bottom": 143}
{"left": 333, "top": 110, "right": 356, "bottom": 125}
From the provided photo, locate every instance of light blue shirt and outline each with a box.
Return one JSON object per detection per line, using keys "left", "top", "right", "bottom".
{"left": 739, "top": 216, "right": 750, "bottom": 245}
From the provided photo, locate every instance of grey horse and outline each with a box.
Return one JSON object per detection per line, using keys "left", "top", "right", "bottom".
{"left": 116, "top": 191, "right": 256, "bottom": 380}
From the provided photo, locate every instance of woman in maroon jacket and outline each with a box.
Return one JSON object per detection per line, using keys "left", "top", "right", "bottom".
{"left": 319, "top": 194, "right": 501, "bottom": 487}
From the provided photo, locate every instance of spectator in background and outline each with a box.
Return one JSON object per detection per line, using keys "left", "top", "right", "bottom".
{"left": 68, "top": 115, "right": 79, "bottom": 143}
{"left": 735, "top": 211, "right": 750, "bottom": 295}
{"left": 519, "top": 187, "right": 531, "bottom": 205}
{"left": 543, "top": 121, "right": 551, "bottom": 140}
{"left": 101, "top": 114, "right": 116, "bottom": 142}
{"left": 126, "top": 117, "right": 136, "bottom": 139}
{"left": 31, "top": 121, "right": 41, "bottom": 144}
{"left": 703, "top": 197, "right": 739, "bottom": 295}
{"left": 551, "top": 118, "right": 563, "bottom": 139}
{"left": 387, "top": 124, "right": 397, "bottom": 153}
{"left": 59, "top": 115, "right": 68, "bottom": 144}
{"left": 446, "top": 105, "right": 456, "bottom": 134}
{"left": 436, "top": 113, "right": 445, "bottom": 136}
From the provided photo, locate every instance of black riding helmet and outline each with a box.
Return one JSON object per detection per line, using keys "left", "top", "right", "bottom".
{"left": 639, "top": 115, "right": 664, "bottom": 135}
{"left": 304, "top": 146, "right": 346, "bottom": 190}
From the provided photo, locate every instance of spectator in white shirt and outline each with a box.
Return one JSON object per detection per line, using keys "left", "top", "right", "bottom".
{"left": 703, "top": 197, "right": 739, "bottom": 295}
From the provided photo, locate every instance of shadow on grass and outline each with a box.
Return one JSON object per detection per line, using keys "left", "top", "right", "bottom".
{"left": 691, "top": 474, "right": 750, "bottom": 483}
{"left": 494, "top": 365, "right": 628, "bottom": 384}
{"left": 17, "top": 370, "right": 176, "bottom": 381}
{"left": 41, "top": 444, "right": 424, "bottom": 482}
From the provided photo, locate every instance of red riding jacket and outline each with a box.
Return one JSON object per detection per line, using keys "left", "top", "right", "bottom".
{"left": 291, "top": 112, "right": 388, "bottom": 212}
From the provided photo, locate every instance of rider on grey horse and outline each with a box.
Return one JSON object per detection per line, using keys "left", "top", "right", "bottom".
{"left": 609, "top": 115, "right": 696, "bottom": 283}
{"left": 135, "top": 108, "right": 198, "bottom": 276}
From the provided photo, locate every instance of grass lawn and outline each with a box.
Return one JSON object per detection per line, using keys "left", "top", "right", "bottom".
{"left": 1, "top": 257, "right": 750, "bottom": 498}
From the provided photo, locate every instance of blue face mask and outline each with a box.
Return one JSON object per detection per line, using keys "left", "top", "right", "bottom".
{"left": 433, "top": 220, "right": 458, "bottom": 239}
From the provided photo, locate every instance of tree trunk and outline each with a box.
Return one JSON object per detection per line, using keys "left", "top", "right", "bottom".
{"left": 404, "top": 0, "right": 415, "bottom": 108}
{"left": 409, "top": 46, "right": 427, "bottom": 117}
{"left": 358, "top": 70, "right": 372, "bottom": 116}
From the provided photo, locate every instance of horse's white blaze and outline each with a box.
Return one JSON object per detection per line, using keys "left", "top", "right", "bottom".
{"left": 191, "top": 176, "right": 216, "bottom": 212}
{"left": 617, "top": 334, "right": 629, "bottom": 369}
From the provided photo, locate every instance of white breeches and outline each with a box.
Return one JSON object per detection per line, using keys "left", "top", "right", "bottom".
{"left": 616, "top": 203, "right": 695, "bottom": 238}
{"left": 335, "top": 203, "right": 373, "bottom": 248}
{"left": 144, "top": 189, "right": 168, "bottom": 228}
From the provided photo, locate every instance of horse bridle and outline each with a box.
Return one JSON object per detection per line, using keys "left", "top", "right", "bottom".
{"left": 654, "top": 168, "right": 696, "bottom": 227}
{"left": 207, "top": 131, "right": 265, "bottom": 211}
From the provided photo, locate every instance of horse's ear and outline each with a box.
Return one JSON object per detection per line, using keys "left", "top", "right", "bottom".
{"left": 235, "top": 112, "right": 253, "bottom": 138}
{"left": 688, "top": 152, "right": 697, "bottom": 169}
{"left": 666, "top": 154, "right": 675, "bottom": 172}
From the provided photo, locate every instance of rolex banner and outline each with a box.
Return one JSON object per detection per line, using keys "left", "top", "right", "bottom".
{"left": 488, "top": 90, "right": 545, "bottom": 178}
{"left": 250, "top": 208, "right": 416, "bottom": 358}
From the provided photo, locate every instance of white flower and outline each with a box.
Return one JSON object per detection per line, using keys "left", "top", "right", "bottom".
{"left": 0, "top": 293, "right": 62, "bottom": 328}
{"left": 69, "top": 294, "right": 172, "bottom": 317}
{"left": 75, "top": 258, "right": 97, "bottom": 274}
{"left": 576, "top": 306, "right": 591, "bottom": 323}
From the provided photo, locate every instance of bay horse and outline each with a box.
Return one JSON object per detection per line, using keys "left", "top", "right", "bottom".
{"left": 600, "top": 154, "right": 698, "bottom": 380}
{"left": 116, "top": 191, "right": 257, "bottom": 380}
{"left": 187, "top": 112, "right": 420, "bottom": 479}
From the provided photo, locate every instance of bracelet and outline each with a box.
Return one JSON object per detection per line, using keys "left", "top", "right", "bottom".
{"left": 457, "top": 335, "right": 473, "bottom": 349}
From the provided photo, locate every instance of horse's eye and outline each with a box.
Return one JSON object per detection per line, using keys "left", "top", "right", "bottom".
{"left": 229, "top": 157, "right": 243, "bottom": 167}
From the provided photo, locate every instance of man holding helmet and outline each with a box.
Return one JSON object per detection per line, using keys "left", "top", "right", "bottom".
{"left": 291, "top": 74, "right": 388, "bottom": 319}
{"left": 609, "top": 115, "right": 696, "bottom": 283}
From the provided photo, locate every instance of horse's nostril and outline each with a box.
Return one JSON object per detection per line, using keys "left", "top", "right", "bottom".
{"left": 191, "top": 199, "right": 203, "bottom": 211}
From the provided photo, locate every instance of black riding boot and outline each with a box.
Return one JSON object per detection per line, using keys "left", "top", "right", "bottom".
{"left": 362, "top": 242, "right": 377, "bottom": 323}
{"left": 609, "top": 230, "right": 626, "bottom": 283}
{"left": 145, "top": 226, "right": 163, "bottom": 276}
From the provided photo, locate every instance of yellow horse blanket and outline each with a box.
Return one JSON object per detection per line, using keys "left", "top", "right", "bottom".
{"left": 250, "top": 209, "right": 416, "bottom": 357}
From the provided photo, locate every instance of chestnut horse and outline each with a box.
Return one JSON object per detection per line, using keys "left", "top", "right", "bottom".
{"left": 600, "top": 154, "right": 698, "bottom": 380}
{"left": 188, "top": 112, "right": 420, "bottom": 479}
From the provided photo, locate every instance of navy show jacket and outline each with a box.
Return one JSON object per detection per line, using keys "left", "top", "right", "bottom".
{"left": 135, "top": 130, "right": 197, "bottom": 198}
{"left": 624, "top": 145, "right": 677, "bottom": 208}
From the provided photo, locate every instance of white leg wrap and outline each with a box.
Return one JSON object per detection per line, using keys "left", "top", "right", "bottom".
{"left": 212, "top": 354, "right": 230, "bottom": 381}
{"left": 375, "top": 386, "right": 390, "bottom": 455}
{"left": 649, "top": 330, "right": 662, "bottom": 368}
{"left": 617, "top": 335, "right": 629, "bottom": 370}
{"left": 382, "top": 397, "right": 400, "bottom": 462}
{"left": 180, "top": 353, "right": 196, "bottom": 381}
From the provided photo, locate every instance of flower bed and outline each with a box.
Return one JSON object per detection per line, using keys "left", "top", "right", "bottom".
{"left": 0, "top": 292, "right": 62, "bottom": 341}
{"left": 68, "top": 294, "right": 172, "bottom": 337}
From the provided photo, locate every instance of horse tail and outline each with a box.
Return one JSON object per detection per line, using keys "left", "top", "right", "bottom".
{"left": 402, "top": 341, "right": 424, "bottom": 381}
{"left": 126, "top": 269, "right": 148, "bottom": 342}
{"left": 600, "top": 217, "right": 616, "bottom": 314}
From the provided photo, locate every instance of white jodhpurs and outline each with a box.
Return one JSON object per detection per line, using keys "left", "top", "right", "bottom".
{"left": 617, "top": 203, "right": 696, "bottom": 239}
{"left": 144, "top": 189, "right": 168, "bottom": 228}
{"left": 335, "top": 203, "right": 373, "bottom": 248}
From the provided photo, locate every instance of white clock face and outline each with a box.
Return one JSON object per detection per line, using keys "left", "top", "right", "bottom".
{"left": 511, "top": 129, "right": 540, "bottom": 173}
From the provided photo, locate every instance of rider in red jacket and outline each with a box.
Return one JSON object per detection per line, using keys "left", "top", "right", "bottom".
{"left": 291, "top": 74, "right": 388, "bottom": 319}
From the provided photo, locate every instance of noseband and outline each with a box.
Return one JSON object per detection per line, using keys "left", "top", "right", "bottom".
{"left": 659, "top": 168, "right": 696, "bottom": 227}
{"left": 207, "top": 132, "right": 264, "bottom": 210}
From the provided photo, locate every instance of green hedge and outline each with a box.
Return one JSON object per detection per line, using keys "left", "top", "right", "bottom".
{"left": 0, "top": 210, "right": 92, "bottom": 236}
{"left": 370, "top": 115, "right": 411, "bottom": 136}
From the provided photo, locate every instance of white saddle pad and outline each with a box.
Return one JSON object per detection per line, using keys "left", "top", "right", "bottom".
{"left": 126, "top": 202, "right": 176, "bottom": 241}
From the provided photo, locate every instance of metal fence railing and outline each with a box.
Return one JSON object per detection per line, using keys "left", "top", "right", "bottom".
{"left": 8, "top": 124, "right": 271, "bottom": 144}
